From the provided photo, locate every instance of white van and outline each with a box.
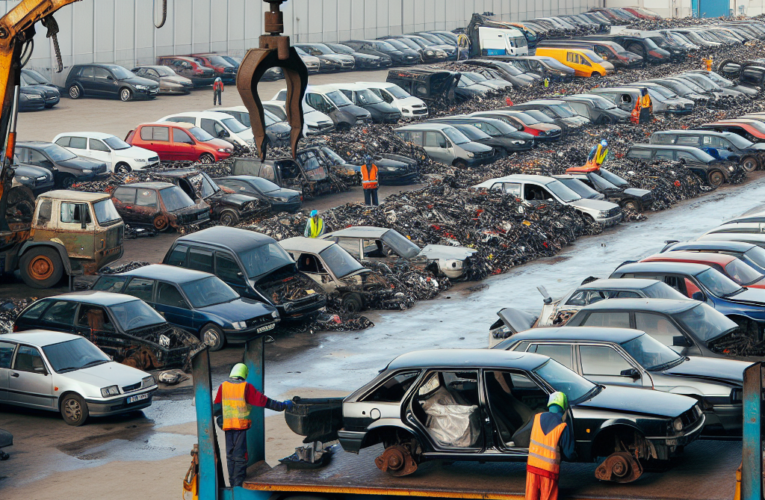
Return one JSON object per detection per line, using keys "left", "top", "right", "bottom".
{"left": 356, "top": 81, "right": 428, "bottom": 118}
{"left": 478, "top": 26, "right": 529, "bottom": 57}
{"left": 157, "top": 111, "right": 254, "bottom": 150}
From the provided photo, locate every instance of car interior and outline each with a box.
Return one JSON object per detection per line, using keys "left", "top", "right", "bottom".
{"left": 412, "top": 371, "right": 482, "bottom": 448}
{"left": 484, "top": 370, "right": 548, "bottom": 448}
{"left": 76, "top": 305, "right": 115, "bottom": 332}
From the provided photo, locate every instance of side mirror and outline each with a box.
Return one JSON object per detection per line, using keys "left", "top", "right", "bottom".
{"left": 106, "top": 75, "right": 114, "bottom": 81}
{"left": 673, "top": 335, "right": 691, "bottom": 347}
{"left": 692, "top": 291, "right": 704, "bottom": 301}
{"left": 620, "top": 368, "right": 640, "bottom": 379}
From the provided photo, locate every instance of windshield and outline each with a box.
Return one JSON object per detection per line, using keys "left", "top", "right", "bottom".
{"left": 675, "top": 303, "right": 738, "bottom": 341}
{"left": 385, "top": 85, "right": 410, "bottom": 99}
{"left": 44, "top": 144, "right": 77, "bottom": 161}
{"left": 326, "top": 90, "right": 352, "bottom": 107}
{"left": 189, "top": 127, "right": 215, "bottom": 142}
{"left": 356, "top": 89, "right": 383, "bottom": 105}
{"left": 649, "top": 36, "right": 670, "bottom": 48}
{"left": 659, "top": 79, "right": 694, "bottom": 95}
{"left": 319, "top": 244, "right": 364, "bottom": 278}
{"left": 464, "top": 72, "right": 488, "bottom": 82}
{"left": 320, "top": 147, "right": 346, "bottom": 165}
{"left": 547, "top": 104, "right": 575, "bottom": 118}
{"left": 104, "top": 136, "right": 130, "bottom": 150}
{"left": 507, "top": 112, "right": 539, "bottom": 125}
{"left": 109, "top": 66, "right": 136, "bottom": 79}
{"left": 546, "top": 180, "right": 581, "bottom": 202}
{"left": 222, "top": 117, "right": 249, "bottom": 134}
{"left": 538, "top": 56, "right": 571, "bottom": 72}
{"left": 743, "top": 246, "right": 765, "bottom": 269}
{"left": 207, "top": 56, "right": 233, "bottom": 67}
{"left": 702, "top": 71, "right": 734, "bottom": 87}
{"left": 24, "top": 69, "right": 51, "bottom": 84}
{"left": 442, "top": 126, "right": 470, "bottom": 145}
{"left": 182, "top": 277, "right": 239, "bottom": 307}
{"left": 381, "top": 229, "right": 421, "bottom": 258}
{"left": 582, "top": 50, "right": 604, "bottom": 63}
{"left": 533, "top": 359, "right": 597, "bottom": 403}
{"left": 524, "top": 109, "right": 556, "bottom": 123}
{"left": 407, "top": 37, "right": 432, "bottom": 48}
{"left": 599, "top": 168, "right": 630, "bottom": 187}
{"left": 496, "top": 61, "right": 523, "bottom": 76}
{"left": 247, "top": 176, "right": 280, "bottom": 193}
{"left": 155, "top": 66, "right": 175, "bottom": 76}
{"left": 587, "top": 96, "right": 617, "bottom": 110}
{"left": 393, "top": 38, "right": 419, "bottom": 50}
{"left": 240, "top": 242, "right": 294, "bottom": 279}
{"left": 198, "top": 172, "right": 220, "bottom": 197}
{"left": 685, "top": 75, "right": 717, "bottom": 91}
{"left": 94, "top": 199, "right": 121, "bottom": 225}
{"left": 695, "top": 268, "right": 743, "bottom": 297}
{"left": 328, "top": 44, "right": 353, "bottom": 54}
{"left": 644, "top": 84, "right": 675, "bottom": 98}
{"left": 456, "top": 124, "right": 490, "bottom": 140}
{"left": 110, "top": 299, "right": 166, "bottom": 330}
{"left": 621, "top": 334, "right": 682, "bottom": 370}
{"left": 673, "top": 77, "right": 706, "bottom": 93}
{"left": 557, "top": 178, "right": 599, "bottom": 198}
{"left": 43, "top": 338, "right": 110, "bottom": 373}
{"left": 587, "top": 172, "right": 618, "bottom": 191}
{"left": 725, "top": 259, "right": 763, "bottom": 286}
{"left": 377, "top": 40, "right": 402, "bottom": 52}
{"left": 159, "top": 186, "right": 195, "bottom": 211}
{"left": 645, "top": 281, "right": 689, "bottom": 299}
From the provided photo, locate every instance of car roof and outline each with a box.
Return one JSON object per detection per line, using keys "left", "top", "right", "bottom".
{"left": 139, "top": 121, "right": 195, "bottom": 130}
{"left": 45, "top": 291, "right": 142, "bottom": 306}
{"left": 161, "top": 111, "right": 234, "bottom": 120}
{"left": 38, "top": 190, "right": 111, "bottom": 202}
{"left": 699, "top": 232, "right": 765, "bottom": 243}
{"left": 306, "top": 84, "right": 347, "bottom": 93}
{"left": 121, "top": 263, "right": 213, "bottom": 283}
{"left": 122, "top": 181, "right": 175, "bottom": 189}
{"left": 653, "top": 130, "right": 737, "bottom": 138}
{"left": 280, "top": 236, "right": 336, "bottom": 253}
{"left": 395, "top": 123, "right": 456, "bottom": 132}
{"left": 386, "top": 349, "right": 550, "bottom": 371}
{"left": 473, "top": 174, "right": 555, "bottom": 188}
{"left": 630, "top": 144, "right": 705, "bottom": 152}
{"left": 356, "top": 81, "right": 399, "bottom": 89}
{"left": 642, "top": 251, "right": 737, "bottom": 265}
{"left": 669, "top": 241, "right": 756, "bottom": 252}
{"left": 160, "top": 56, "right": 198, "bottom": 63}
{"left": 576, "top": 278, "right": 662, "bottom": 290}
{"left": 0, "top": 330, "right": 85, "bottom": 347}
{"left": 505, "top": 326, "right": 645, "bottom": 345}
{"left": 324, "top": 226, "right": 390, "bottom": 238}
{"left": 579, "top": 298, "right": 698, "bottom": 314}
{"left": 54, "top": 131, "right": 116, "bottom": 139}
{"left": 176, "top": 226, "right": 276, "bottom": 251}
{"left": 614, "top": 261, "right": 713, "bottom": 275}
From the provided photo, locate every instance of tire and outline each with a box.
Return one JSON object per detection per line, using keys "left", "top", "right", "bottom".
{"left": 60, "top": 175, "right": 76, "bottom": 189}
{"left": 219, "top": 209, "right": 239, "bottom": 227}
{"left": 741, "top": 155, "right": 758, "bottom": 173}
{"left": 453, "top": 160, "right": 468, "bottom": 169}
{"left": 60, "top": 393, "right": 89, "bottom": 426}
{"left": 120, "top": 87, "right": 133, "bottom": 102}
{"left": 622, "top": 200, "right": 639, "bottom": 212}
{"left": 199, "top": 153, "right": 215, "bottom": 164}
{"left": 342, "top": 293, "right": 364, "bottom": 314}
{"left": 201, "top": 324, "right": 225, "bottom": 351}
{"left": 68, "top": 85, "right": 82, "bottom": 99}
{"left": 115, "top": 163, "right": 131, "bottom": 174}
{"left": 153, "top": 214, "right": 170, "bottom": 232}
{"left": 591, "top": 72, "right": 601, "bottom": 78}
{"left": 708, "top": 170, "right": 725, "bottom": 188}
{"left": 19, "top": 247, "right": 64, "bottom": 289}
{"left": 336, "top": 123, "right": 352, "bottom": 132}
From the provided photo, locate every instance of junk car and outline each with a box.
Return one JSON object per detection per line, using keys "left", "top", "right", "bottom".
{"left": 215, "top": 176, "right": 302, "bottom": 213}
{"left": 639, "top": 251, "right": 765, "bottom": 290}
{"left": 650, "top": 130, "right": 764, "bottom": 172}
{"left": 625, "top": 144, "right": 738, "bottom": 188}
{"left": 386, "top": 69, "right": 461, "bottom": 104}
{"left": 660, "top": 240, "right": 765, "bottom": 274}
{"left": 230, "top": 151, "right": 334, "bottom": 197}
{"left": 562, "top": 167, "right": 653, "bottom": 212}
{"left": 111, "top": 182, "right": 210, "bottom": 232}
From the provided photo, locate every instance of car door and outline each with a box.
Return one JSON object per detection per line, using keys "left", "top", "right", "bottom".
{"left": 133, "top": 187, "right": 161, "bottom": 225}
{"left": 59, "top": 200, "right": 96, "bottom": 258}
{"left": 0, "top": 341, "right": 17, "bottom": 402}
{"left": 423, "top": 131, "right": 453, "bottom": 164}
{"left": 64, "top": 136, "right": 89, "bottom": 158}
{"left": 6, "top": 345, "right": 54, "bottom": 408}
{"left": 78, "top": 66, "right": 96, "bottom": 95}
{"left": 292, "top": 251, "right": 336, "bottom": 292}
{"left": 144, "top": 126, "right": 172, "bottom": 160}
{"left": 154, "top": 281, "right": 195, "bottom": 332}
{"left": 93, "top": 67, "right": 115, "bottom": 96}
{"left": 577, "top": 344, "right": 646, "bottom": 387}
{"left": 21, "top": 147, "right": 57, "bottom": 177}
{"left": 214, "top": 251, "right": 248, "bottom": 297}
{"left": 171, "top": 127, "right": 196, "bottom": 161}
{"left": 87, "top": 138, "right": 115, "bottom": 168}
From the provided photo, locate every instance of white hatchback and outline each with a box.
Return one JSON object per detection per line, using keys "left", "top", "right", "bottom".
{"left": 52, "top": 132, "right": 159, "bottom": 173}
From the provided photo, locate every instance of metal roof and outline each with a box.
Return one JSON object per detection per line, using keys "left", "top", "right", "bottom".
{"left": 395, "top": 122, "right": 457, "bottom": 132}
{"left": 666, "top": 241, "right": 757, "bottom": 253}
{"left": 630, "top": 143, "right": 708, "bottom": 151}
{"left": 642, "top": 251, "right": 737, "bottom": 265}
{"left": 324, "top": 226, "right": 390, "bottom": 239}
{"left": 576, "top": 278, "right": 665, "bottom": 290}
{"left": 578, "top": 298, "right": 699, "bottom": 314}
{"left": 0, "top": 330, "right": 83, "bottom": 347}
{"left": 123, "top": 182, "right": 175, "bottom": 189}
{"left": 499, "top": 327, "right": 644, "bottom": 346}
{"left": 47, "top": 291, "right": 142, "bottom": 306}
{"left": 38, "top": 190, "right": 111, "bottom": 202}
{"left": 473, "top": 174, "right": 555, "bottom": 188}
{"left": 121, "top": 264, "right": 214, "bottom": 283}
{"left": 612, "top": 261, "right": 713, "bottom": 276}
{"left": 386, "top": 349, "right": 549, "bottom": 371}
{"left": 279, "top": 236, "right": 336, "bottom": 253}
{"left": 176, "top": 226, "right": 276, "bottom": 252}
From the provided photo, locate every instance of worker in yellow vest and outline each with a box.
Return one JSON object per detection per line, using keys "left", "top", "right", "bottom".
{"left": 584, "top": 140, "right": 609, "bottom": 169}
{"left": 525, "top": 392, "right": 576, "bottom": 500}
{"left": 361, "top": 154, "right": 379, "bottom": 206}
{"left": 214, "top": 363, "right": 292, "bottom": 487}
{"left": 304, "top": 210, "right": 325, "bottom": 238}
{"left": 639, "top": 88, "right": 652, "bottom": 124}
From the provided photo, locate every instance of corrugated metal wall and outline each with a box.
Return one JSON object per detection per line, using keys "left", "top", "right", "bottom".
{"left": 0, "top": 0, "right": 600, "bottom": 80}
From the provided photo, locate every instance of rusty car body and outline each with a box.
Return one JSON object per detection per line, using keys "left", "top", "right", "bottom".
{"left": 110, "top": 182, "right": 211, "bottom": 232}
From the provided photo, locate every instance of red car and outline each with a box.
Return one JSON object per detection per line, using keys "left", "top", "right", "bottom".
{"left": 156, "top": 56, "right": 216, "bottom": 87}
{"left": 125, "top": 122, "right": 233, "bottom": 163}
{"left": 497, "top": 111, "right": 563, "bottom": 141}
{"left": 641, "top": 251, "right": 765, "bottom": 290}
{"left": 700, "top": 120, "right": 765, "bottom": 143}
{"left": 622, "top": 7, "right": 662, "bottom": 20}
{"left": 191, "top": 54, "right": 237, "bottom": 84}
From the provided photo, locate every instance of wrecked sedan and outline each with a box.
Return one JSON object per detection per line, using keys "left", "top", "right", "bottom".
{"left": 163, "top": 227, "right": 327, "bottom": 321}
{"left": 323, "top": 226, "right": 477, "bottom": 280}
{"left": 488, "top": 278, "right": 688, "bottom": 346}
{"left": 111, "top": 182, "right": 210, "bottom": 232}
{"left": 562, "top": 166, "right": 653, "bottom": 212}
{"left": 624, "top": 144, "right": 739, "bottom": 189}
{"left": 215, "top": 176, "right": 302, "bottom": 213}
{"left": 305, "top": 349, "right": 704, "bottom": 482}
{"left": 661, "top": 240, "right": 765, "bottom": 273}
{"left": 495, "top": 328, "right": 748, "bottom": 438}
{"left": 639, "top": 251, "right": 765, "bottom": 290}
{"left": 0, "top": 331, "right": 158, "bottom": 426}
{"left": 279, "top": 237, "right": 392, "bottom": 313}
{"left": 649, "top": 130, "right": 765, "bottom": 173}
{"left": 91, "top": 265, "right": 279, "bottom": 351}
{"left": 13, "top": 291, "right": 196, "bottom": 371}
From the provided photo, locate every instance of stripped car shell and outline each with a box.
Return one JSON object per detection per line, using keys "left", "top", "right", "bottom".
{"left": 110, "top": 182, "right": 210, "bottom": 232}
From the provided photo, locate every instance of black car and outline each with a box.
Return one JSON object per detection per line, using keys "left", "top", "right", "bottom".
{"left": 15, "top": 141, "right": 109, "bottom": 189}
{"left": 18, "top": 86, "right": 47, "bottom": 111}
{"left": 215, "top": 176, "right": 302, "bottom": 213}
{"left": 563, "top": 169, "right": 653, "bottom": 212}
{"left": 561, "top": 95, "right": 631, "bottom": 124}
{"left": 163, "top": 227, "right": 327, "bottom": 321}
{"left": 646, "top": 78, "right": 708, "bottom": 102}
{"left": 625, "top": 144, "right": 738, "bottom": 188}
{"left": 308, "top": 145, "right": 419, "bottom": 186}
{"left": 21, "top": 69, "right": 60, "bottom": 108}
{"left": 584, "top": 35, "right": 670, "bottom": 64}
{"left": 11, "top": 161, "right": 55, "bottom": 195}
{"left": 65, "top": 64, "right": 159, "bottom": 102}
{"left": 325, "top": 43, "right": 388, "bottom": 68}
{"left": 381, "top": 37, "right": 440, "bottom": 63}
{"left": 333, "top": 86, "right": 402, "bottom": 123}
{"left": 401, "top": 34, "right": 458, "bottom": 60}
{"left": 651, "top": 130, "right": 764, "bottom": 173}
{"left": 428, "top": 117, "right": 534, "bottom": 155}
{"left": 152, "top": 169, "right": 262, "bottom": 227}
{"left": 293, "top": 43, "right": 356, "bottom": 72}
{"left": 386, "top": 69, "right": 460, "bottom": 104}
{"left": 341, "top": 40, "right": 420, "bottom": 65}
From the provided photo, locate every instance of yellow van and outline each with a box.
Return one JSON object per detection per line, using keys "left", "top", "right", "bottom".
{"left": 535, "top": 47, "right": 614, "bottom": 78}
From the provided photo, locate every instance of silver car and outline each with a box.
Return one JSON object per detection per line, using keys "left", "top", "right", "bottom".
{"left": 0, "top": 331, "right": 157, "bottom": 426}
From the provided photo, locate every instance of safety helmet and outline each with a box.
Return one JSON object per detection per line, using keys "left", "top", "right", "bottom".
{"left": 230, "top": 363, "right": 248, "bottom": 379}
{"left": 547, "top": 391, "right": 568, "bottom": 411}
{"left": 215, "top": 77, "right": 222, "bottom": 82}
{"left": 600, "top": 139, "right": 608, "bottom": 148}
{"left": 310, "top": 210, "right": 318, "bottom": 217}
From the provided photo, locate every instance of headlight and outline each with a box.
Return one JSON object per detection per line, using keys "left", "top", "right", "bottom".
{"left": 511, "top": 140, "right": 525, "bottom": 145}
{"left": 82, "top": 169, "right": 92, "bottom": 174}
{"left": 667, "top": 104, "right": 677, "bottom": 110}
{"left": 276, "top": 196, "right": 289, "bottom": 202}
{"left": 217, "top": 148, "right": 228, "bottom": 152}
{"left": 466, "top": 152, "right": 475, "bottom": 158}
{"left": 101, "top": 385, "right": 120, "bottom": 397}
{"left": 232, "top": 321, "right": 246, "bottom": 330}
{"left": 17, "top": 175, "right": 30, "bottom": 181}
{"left": 598, "top": 210, "right": 610, "bottom": 218}
{"left": 135, "top": 85, "right": 149, "bottom": 90}
{"left": 673, "top": 417, "right": 683, "bottom": 432}
{"left": 271, "top": 311, "right": 279, "bottom": 319}
{"left": 141, "top": 376, "right": 156, "bottom": 388}
{"left": 426, "top": 50, "right": 435, "bottom": 56}
{"left": 355, "top": 118, "right": 365, "bottom": 124}
{"left": 729, "top": 166, "right": 735, "bottom": 172}
{"left": 402, "top": 108, "right": 410, "bottom": 113}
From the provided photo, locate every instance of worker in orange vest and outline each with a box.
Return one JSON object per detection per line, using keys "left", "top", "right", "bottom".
{"left": 525, "top": 392, "right": 576, "bottom": 500}
{"left": 361, "top": 154, "right": 379, "bottom": 206}
{"left": 214, "top": 363, "right": 292, "bottom": 487}
{"left": 702, "top": 56, "right": 713, "bottom": 72}
{"left": 213, "top": 77, "right": 224, "bottom": 105}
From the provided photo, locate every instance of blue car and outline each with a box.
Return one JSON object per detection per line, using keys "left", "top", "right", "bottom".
{"left": 660, "top": 240, "right": 765, "bottom": 273}
{"left": 609, "top": 261, "right": 765, "bottom": 347}
{"left": 649, "top": 129, "right": 765, "bottom": 173}
{"left": 91, "top": 264, "right": 279, "bottom": 351}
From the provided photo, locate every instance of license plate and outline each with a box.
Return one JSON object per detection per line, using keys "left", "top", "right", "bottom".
{"left": 127, "top": 393, "right": 149, "bottom": 404}
{"left": 257, "top": 323, "right": 276, "bottom": 334}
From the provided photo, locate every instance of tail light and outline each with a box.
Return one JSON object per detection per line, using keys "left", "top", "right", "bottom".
{"left": 13, "top": 324, "right": 19, "bottom": 332}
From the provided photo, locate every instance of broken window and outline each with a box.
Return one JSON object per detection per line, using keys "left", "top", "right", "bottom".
{"left": 413, "top": 371, "right": 481, "bottom": 449}
{"left": 76, "top": 305, "right": 115, "bottom": 332}
{"left": 36, "top": 199, "right": 52, "bottom": 227}
{"left": 136, "top": 189, "right": 158, "bottom": 208}
{"left": 60, "top": 203, "right": 92, "bottom": 225}
{"left": 363, "top": 370, "right": 420, "bottom": 402}
{"left": 523, "top": 184, "right": 551, "bottom": 201}
{"left": 113, "top": 187, "right": 136, "bottom": 205}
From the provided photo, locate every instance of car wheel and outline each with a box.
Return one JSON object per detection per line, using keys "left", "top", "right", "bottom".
{"left": 336, "top": 123, "right": 351, "bottom": 132}
{"left": 19, "top": 247, "right": 64, "bottom": 289}
{"left": 708, "top": 170, "right": 725, "bottom": 188}
{"left": 68, "top": 85, "right": 82, "bottom": 99}
{"left": 201, "top": 324, "right": 225, "bottom": 351}
{"left": 115, "top": 162, "right": 132, "bottom": 174}
{"left": 60, "top": 175, "right": 76, "bottom": 189}
{"left": 153, "top": 214, "right": 170, "bottom": 232}
{"left": 622, "top": 200, "right": 639, "bottom": 212}
{"left": 199, "top": 153, "right": 215, "bottom": 164}
{"left": 453, "top": 160, "right": 467, "bottom": 169}
{"left": 60, "top": 393, "right": 89, "bottom": 426}
{"left": 120, "top": 88, "right": 133, "bottom": 102}
{"left": 741, "top": 155, "right": 758, "bottom": 173}
{"left": 591, "top": 72, "right": 601, "bottom": 78}
{"left": 342, "top": 293, "right": 363, "bottom": 314}
{"left": 219, "top": 209, "right": 239, "bottom": 227}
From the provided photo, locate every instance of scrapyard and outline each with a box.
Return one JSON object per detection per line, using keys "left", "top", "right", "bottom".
{"left": 1, "top": 2, "right": 765, "bottom": 500}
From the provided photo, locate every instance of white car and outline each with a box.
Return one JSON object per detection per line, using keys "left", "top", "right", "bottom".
{"left": 0, "top": 331, "right": 157, "bottom": 426}
{"left": 158, "top": 111, "right": 254, "bottom": 150}
{"left": 262, "top": 99, "right": 335, "bottom": 135}
{"left": 52, "top": 132, "right": 159, "bottom": 173}
{"left": 356, "top": 81, "right": 428, "bottom": 119}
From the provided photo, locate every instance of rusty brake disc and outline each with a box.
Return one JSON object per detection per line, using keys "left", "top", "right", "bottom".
{"left": 374, "top": 444, "right": 418, "bottom": 476}
{"left": 594, "top": 451, "right": 643, "bottom": 483}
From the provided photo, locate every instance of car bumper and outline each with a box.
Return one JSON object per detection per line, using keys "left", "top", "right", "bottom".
{"left": 278, "top": 295, "right": 327, "bottom": 321}
{"left": 648, "top": 414, "right": 706, "bottom": 451}
{"left": 44, "top": 96, "right": 60, "bottom": 107}
{"left": 191, "top": 77, "right": 216, "bottom": 87}
{"left": 223, "top": 320, "right": 279, "bottom": 343}
{"left": 593, "top": 212, "right": 623, "bottom": 227}
{"left": 159, "top": 86, "right": 192, "bottom": 95}
{"left": 402, "top": 108, "right": 428, "bottom": 118}
{"left": 19, "top": 100, "right": 46, "bottom": 111}
{"left": 85, "top": 387, "right": 157, "bottom": 416}
{"left": 338, "top": 429, "right": 366, "bottom": 453}
{"left": 270, "top": 201, "right": 303, "bottom": 213}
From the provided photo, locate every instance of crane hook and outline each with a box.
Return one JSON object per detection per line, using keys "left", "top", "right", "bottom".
{"left": 154, "top": 0, "right": 168, "bottom": 29}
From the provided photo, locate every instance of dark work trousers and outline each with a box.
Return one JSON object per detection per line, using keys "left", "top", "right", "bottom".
{"left": 639, "top": 108, "right": 650, "bottom": 124}
{"left": 364, "top": 188, "right": 379, "bottom": 206}
{"left": 225, "top": 429, "right": 248, "bottom": 487}
{"left": 214, "top": 90, "right": 222, "bottom": 105}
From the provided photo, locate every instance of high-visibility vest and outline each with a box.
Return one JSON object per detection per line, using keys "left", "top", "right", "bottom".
{"left": 595, "top": 146, "right": 608, "bottom": 165}
{"left": 630, "top": 104, "right": 640, "bottom": 124}
{"left": 527, "top": 413, "right": 567, "bottom": 475}
{"left": 641, "top": 94, "right": 651, "bottom": 108}
{"left": 309, "top": 218, "right": 324, "bottom": 238}
{"left": 361, "top": 163, "right": 378, "bottom": 190}
{"left": 221, "top": 381, "right": 251, "bottom": 430}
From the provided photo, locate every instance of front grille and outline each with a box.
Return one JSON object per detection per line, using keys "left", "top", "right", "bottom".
{"left": 341, "top": 61, "right": 354, "bottom": 67}
{"left": 606, "top": 207, "right": 621, "bottom": 218}
{"left": 149, "top": 156, "right": 159, "bottom": 162}
{"left": 246, "top": 315, "right": 272, "bottom": 328}
{"left": 412, "top": 108, "right": 427, "bottom": 115}
{"left": 122, "top": 382, "right": 141, "bottom": 393}
{"left": 387, "top": 113, "right": 400, "bottom": 120}
{"left": 475, "top": 150, "right": 494, "bottom": 159}
{"left": 679, "top": 406, "right": 701, "bottom": 428}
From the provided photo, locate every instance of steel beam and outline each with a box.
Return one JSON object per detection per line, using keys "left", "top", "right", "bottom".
{"left": 193, "top": 349, "right": 219, "bottom": 500}
{"left": 742, "top": 362, "right": 762, "bottom": 500}
{"left": 244, "top": 336, "right": 265, "bottom": 467}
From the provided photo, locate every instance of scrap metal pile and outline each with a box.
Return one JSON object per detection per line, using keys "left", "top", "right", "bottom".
{"left": 0, "top": 298, "right": 34, "bottom": 334}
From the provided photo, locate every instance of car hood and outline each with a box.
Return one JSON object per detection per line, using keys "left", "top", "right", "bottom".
{"left": 397, "top": 96, "right": 427, "bottom": 108}
{"left": 460, "top": 141, "right": 493, "bottom": 153}
{"left": 337, "top": 104, "right": 371, "bottom": 119}
{"left": 661, "top": 356, "right": 747, "bottom": 384}
{"left": 163, "top": 75, "right": 192, "bottom": 85}
{"left": 531, "top": 123, "right": 561, "bottom": 132}
{"left": 197, "top": 297, "right": 275, "bottom": 321}
{"left": 419, "top": 244, "right": 476, "bottom": 261}
{"left": 267, "top": 122, "right": 291, "bottom": 135}
{"left": 62, "top": 361, "right": 147, "bottom": 386}
{"left": 576, "top": 385, "right": 695, "bottom": 417}
{"left": 749, "top": 143, "right": 765, "bottom": 151}
{"left": 234, "top": 128, "right": 254, "bottom": 142}
{"left": 267, "top": 187, "right": 301, "bottom": 199}
{"left": 122, "top": 75, "right": 159, "bottom": 87}
{"left": 305, "top": 109, "right": 333, "bottom": 126}
{"left": 216, "top": 192, "right": 258, "bottom": 207}
{"left": 569, "top": 198, "right": 619, "bottom": 211}
{"left": 364, "top": 102, "right": 399, "bottom": 113}
{"left": 58, "top": 156, "right": 105, "bottom": 170}
{"left": 624, "top": 187, "right": 652, "bottom": 197}
{"left": 14, "top": 163, "right": 52, "bottom": 178}
{"left": 319, "top": 54, "right": 353, "bottom": 63}
{"left": 20, "top": 87, "right": 45, "bottom": 97}
{"left": 726, "top": 287, "right": 765, "bottom": 305}
{"left": 114, "top": 146, "right": 156, "bottom": 160}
